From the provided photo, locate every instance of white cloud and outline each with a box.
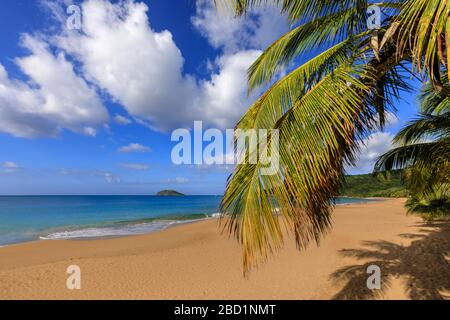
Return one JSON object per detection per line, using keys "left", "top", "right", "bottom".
{"left": 348, "top": 132, "right": 395, "bottom": 174}
{"left": 0, "top": 0, "right": 288, "bottom": 139}
{"left": 198, "top": 50, "right": 262, "bottom": 128}
{"left": 114, "top": 114, "right": 132, "bottom": 125}
{"left": 51, "top": 0, "right": 281, "bottom": 131}
{"left": 118, "top": 143, "right": 151, "bottom": 153}
{"left": 192, "top": 0, "right": 288, "bottom": 53}
{"left": 55, "top": 0, "right": 198, "bottom": 131}
{"left": 374, "top": 112, "right": 399, "bottom": 128}
{"left": 0, "top": 35, "right": 108, "bottom": 138}
{"left": 119, "top": 163, "right": 149, "bottom": 170}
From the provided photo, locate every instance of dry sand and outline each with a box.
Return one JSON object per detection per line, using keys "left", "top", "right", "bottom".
{"left": 0, "top": 198, "right": 449, "bottom": 300}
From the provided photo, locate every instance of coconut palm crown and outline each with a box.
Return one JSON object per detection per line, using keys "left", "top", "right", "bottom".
{"left": 214, "top": 0, "right": 450, "bottom": 274}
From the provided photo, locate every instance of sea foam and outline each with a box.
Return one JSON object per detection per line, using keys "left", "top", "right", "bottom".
{"left": 39, "top": 220, "right": 198, "bottom": 240}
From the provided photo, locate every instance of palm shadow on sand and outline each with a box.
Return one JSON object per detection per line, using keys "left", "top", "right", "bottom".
{"left": 330, "top": 221, "right": 450, "bottom": 300}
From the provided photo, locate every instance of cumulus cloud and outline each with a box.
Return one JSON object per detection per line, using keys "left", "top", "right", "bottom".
{"left": 0, "top": 0, "right": 288, "bottom": 138}
{"left": 0, "top": 35, "right": 108, "bottom": 138}
{"left": 118, "top": 143, "right": 151, "bottom": 153}
{"left": 192, "top": 0, "right": 288, "bottom": 53}
{"left": 348, "top": 132, "right": 395, "bottom": 174}
{"left": 119, "top": 163, "right": 149, "bottom": 170}
{"left": 198, "top": 50, "right": 262, "bottom": 128}
{"left": 52, "top": 0, "right": 281, "bottom": 130}
{"left": 55, "top": 0, "right": 199, "bottom": 131}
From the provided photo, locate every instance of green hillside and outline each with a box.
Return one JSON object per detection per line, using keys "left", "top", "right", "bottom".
{"left": 340, "top": 171, "right": 408, "bottom": 198}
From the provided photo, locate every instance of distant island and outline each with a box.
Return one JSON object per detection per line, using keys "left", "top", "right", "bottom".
{"left": 156, "top": 190, "right": 185, "bottom": 196}
{"left": 340, "top": 171, "right": 408, "bottom": 198}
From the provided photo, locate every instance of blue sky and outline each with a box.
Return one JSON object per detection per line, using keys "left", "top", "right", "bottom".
{"left": 0, "top": 0, "right": 421, "bottom": 195}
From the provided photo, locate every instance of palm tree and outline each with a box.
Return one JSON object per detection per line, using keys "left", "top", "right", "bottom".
{"left": 375, "top": 79, "right": 450, "bottom": 219}
{"left": 214, "top": 0, "right": 450, "bottom": 274}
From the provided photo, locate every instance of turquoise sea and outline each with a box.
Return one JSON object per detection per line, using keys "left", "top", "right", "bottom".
{"left": 0, "top": 196, "right": 373, "bottom": 246}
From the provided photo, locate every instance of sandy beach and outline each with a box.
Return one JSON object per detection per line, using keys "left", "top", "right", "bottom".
{"left": 0, "top": 198, "right": 449, "bottom": 300}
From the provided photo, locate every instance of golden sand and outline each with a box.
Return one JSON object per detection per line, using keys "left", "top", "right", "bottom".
{"left": 0, "top": 198, "right": 448, "bottom": 300}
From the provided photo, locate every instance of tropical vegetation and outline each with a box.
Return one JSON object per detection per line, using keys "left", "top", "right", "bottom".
{"left": 340, "top": 171, "right": 407, "bottom": 198}
{"left": 375, "top": 79, "right": 450, "bottom": 220}
{"left": 214, "top": 0, "right": 450, "bottom": 273}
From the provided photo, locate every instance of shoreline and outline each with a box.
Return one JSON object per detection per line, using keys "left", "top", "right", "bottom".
{"left": 0, "top": 215, "right": 218, "bottom": 249}
{"left": 1, "top": 198, "right": 447, "bottom": 300}
{"left": 0, "top": 197, "right": 385, "bottom": 248}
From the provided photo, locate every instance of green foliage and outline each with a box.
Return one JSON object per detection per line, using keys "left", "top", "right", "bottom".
{"left": 406, "top": 196, "right": 450, "bottom": 221}
{"left": 340, "top": 172, "right": 408, "bottom": 198}
{"left": 375, "top": 77, "right": 450, "bottom": 220}
{"left": 215, "top": 0, "right": 450, "bottom": 273}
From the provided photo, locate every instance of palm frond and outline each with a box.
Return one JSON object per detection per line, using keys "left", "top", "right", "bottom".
{"left": 246, "top": 8, "right": 370, "bottom": 91}
{"left": 368, "top": 64, "right": 411, "bottom": 128}
{"left": 215, "top": 0, "right": 402, "bottom": 23}
{"left": 393, "top": 112, "right": 450, "bottom": 144}
{"left": 215, "top": 0, "right": 354, "bottom": 19}
{"left": 221, "top": 63, "right": 394, "bottom": 274}
{"left": 222, "top": 32, "right": 407, "bottom": 274}
{"left": 214, "top": 0, "right": 449, "bottom": 274}
{"left": 419, "top": 74, "right": 450, "bottom": 114}
{"left": 237, "top": 36, "right": 366, "bottom": 130}
{"left": 395, "top": 0, "right": 450, "bottom": 86}
{"left": 374, "top": 139, "right": 450, "bottom": 172}
{"left": 403, "top": 164, "right": 450, "bottom": 197}
{"left": 403, "top": 163, "right": 450, "bottom": 220}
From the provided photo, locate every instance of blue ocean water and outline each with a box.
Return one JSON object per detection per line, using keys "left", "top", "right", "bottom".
{"left": 0, "top": 196, "right": 373, "bottom": 246}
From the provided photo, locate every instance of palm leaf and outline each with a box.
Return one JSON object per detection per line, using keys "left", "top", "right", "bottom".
{"left": 393, "top": 112, "right": 450, "bottom": 144}
{"left": 246, "top": 8, "right": 370, "bottom": 91}
{"left": 395, "top": 0, "right": 450, "bottom": 85}
{"left": 237, "top": 35, "right": 368, "bottom": 130}
{"left": 221, "top": 63, "right": 391, "bottom": 274}
{"left": 374, "top": 139, "right": 450, "bottom": 172}
{"left": 419, "top": 74, "right": 450, "bottom": 114}
{"left": 215, "top": 0, "right": 402, "bottom": 23}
